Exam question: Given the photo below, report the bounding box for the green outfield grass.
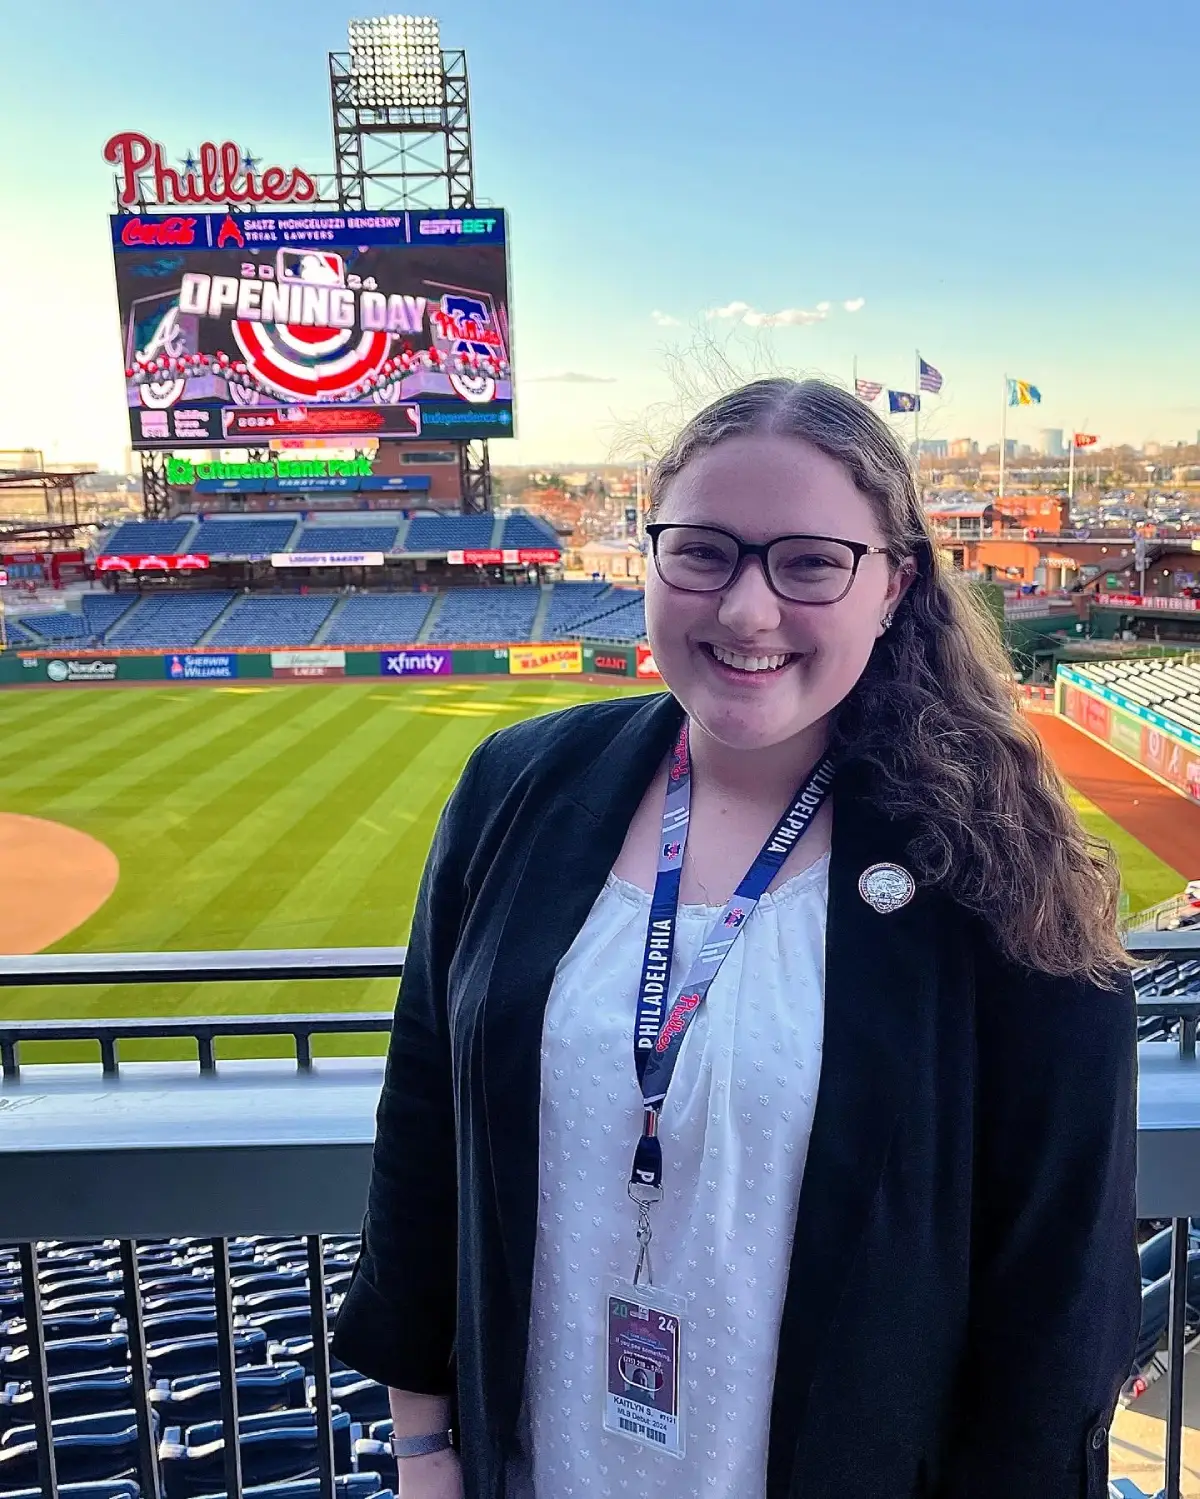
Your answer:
[0,679,651,1059]
[1064,785,1185,918]
[0,681,1178,1065]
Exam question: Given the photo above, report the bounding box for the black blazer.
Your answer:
[331,690,1140,1499]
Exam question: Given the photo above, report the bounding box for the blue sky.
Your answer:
[1,0,1196,468]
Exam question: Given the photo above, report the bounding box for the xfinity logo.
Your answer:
[381,650,451,677]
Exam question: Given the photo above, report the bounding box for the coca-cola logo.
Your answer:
[103,131,317,208]
[120,216,198,246]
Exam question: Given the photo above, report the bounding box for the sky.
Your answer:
[1,0,1198,469]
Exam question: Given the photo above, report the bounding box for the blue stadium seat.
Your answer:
[545,581,613,637]
[143,1291,215,1315]
[81,594,137,637]
[1132,1274,1170,1376]
[188,521,298,558]
[107,592,236,649]
[208,597,336,648]
[499,513,560,550]
[1,1370,134,1430]
[326,1372,388,1423]
[292,526,399,554]
[403,514,495,551]
[43,1291,127,1318]
[0,1410,140,1486]
[265,1338,348,1379]
[1,617,36,645]
[323,593,434,645]
[147,1328,268,1382]
[230,1272,308,1297]
[0,1483,141,1499]
[182,1407,351,1471]
[429,587,539,643]
[581,593,646,641]
[149,1362,307,1428]
[1,1333,128,1380]
[2,1308,116,1342]
[198,1477,386,1499]
[15,612,91,642]
[158,1408,353,1497]
[99,520,194,556]
[140,1310,224,1344]
[237,1289,319,1315]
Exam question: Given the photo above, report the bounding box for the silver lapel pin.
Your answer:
[858,862,916,914]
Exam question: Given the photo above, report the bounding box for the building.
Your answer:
[1039,429,1066,459]
[913,439,948,459]
[949,439,978,459]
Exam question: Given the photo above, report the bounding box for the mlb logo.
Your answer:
[276,249,346,287]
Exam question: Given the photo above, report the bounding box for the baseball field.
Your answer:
[0,679,1193,1063]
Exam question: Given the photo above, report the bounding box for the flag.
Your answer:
[888,390,919,413]
[1007,378,1041,407]
[918,358,943,394]
[855,378,883,403]
[1074,432,1098,448]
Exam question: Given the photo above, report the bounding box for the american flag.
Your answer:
[855,377,883,403]
[918,358,943,394]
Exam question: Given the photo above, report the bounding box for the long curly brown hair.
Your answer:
[649,376,1129,985]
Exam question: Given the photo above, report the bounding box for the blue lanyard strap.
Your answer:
[629,719,835,1197]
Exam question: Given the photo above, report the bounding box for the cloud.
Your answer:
[705,300,826,327]
[651,310,682,327]
[528,371,617,384]
[843,297,866,313]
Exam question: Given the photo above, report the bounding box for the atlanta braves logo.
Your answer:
[655,992,701,1052]
[723,908,746,928]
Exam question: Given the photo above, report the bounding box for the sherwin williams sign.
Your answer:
[381,650,452,676]
[166,653,236,680]
[508,643,582,676]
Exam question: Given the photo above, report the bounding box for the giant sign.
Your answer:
[112,210,513,449]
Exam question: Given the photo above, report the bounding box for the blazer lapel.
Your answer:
[480,692,683,1431]
[767,766,939,1494]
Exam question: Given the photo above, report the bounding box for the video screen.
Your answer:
[110,209,513,448]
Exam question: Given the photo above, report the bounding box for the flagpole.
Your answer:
[914,350,921,482]
[853,354,858,397]
[999,375,1008,500]
[1068,432,1076,503]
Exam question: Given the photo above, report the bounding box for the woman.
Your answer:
[332,378,1140,1499]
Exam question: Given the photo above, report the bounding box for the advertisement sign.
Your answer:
[96,553,210,573]
[1109,711,1143,762]
[592,652,630,676]
[446,548,561,565]
[46,659,119,683]
[270,649,346,680]
[166,653,236,680]
[112,210,513,449]
[508,643,583,676]
[381,649,452,676]
[636,644,662,680]
[271,552,385,569]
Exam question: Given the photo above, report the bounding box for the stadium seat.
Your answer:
[98,520,195,556]
[146,1328,268,1382]
[196,1476,386,1499]
[580,593,646,641]
[429,587,539,643]
[292,525,399,554]
[2,1308,116,1342]
[107,592,236,649]
[1,1370,135,1430]
[81,594,137,637]
[141,1309,224,1344]
[16,612,91,642]
[545,581,614,637]
[499,513,560,550]
[0,1483,141,1499]
[149,1362,307,1427]
[208,596,337,648]
[188,520,299,558]
[1,1333,128,1380]
[1131,1275,1171,1378]
[323,592,434,645]
[266,1338,348,1379]
[323,1372,388,1424]
[404,514,494,551]
[158,1408,353,1497]
[0,1414,140,1486]
[242,1308,332,1344]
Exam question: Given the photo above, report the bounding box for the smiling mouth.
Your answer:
[703,643,800,674]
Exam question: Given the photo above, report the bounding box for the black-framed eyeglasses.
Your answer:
[645,523,889,605]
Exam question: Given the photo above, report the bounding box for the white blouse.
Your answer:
[506,853,829,1499]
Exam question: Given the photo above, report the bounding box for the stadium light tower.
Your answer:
[329,15,490,512]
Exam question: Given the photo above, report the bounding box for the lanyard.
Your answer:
[626,719,835,1283]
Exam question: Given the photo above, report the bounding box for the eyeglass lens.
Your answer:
[654,526,858,603]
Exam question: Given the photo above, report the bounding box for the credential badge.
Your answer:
[858,862,915,914]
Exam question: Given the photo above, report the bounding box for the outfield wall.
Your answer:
[1055,663,1200,807]
[0,641,664,686]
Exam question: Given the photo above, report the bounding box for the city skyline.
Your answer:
[2,0,1198,470]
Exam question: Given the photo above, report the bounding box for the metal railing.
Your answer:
[3,937,1200,1499]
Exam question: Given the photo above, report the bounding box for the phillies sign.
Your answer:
[103,131,317,208]
[96,553,210,573]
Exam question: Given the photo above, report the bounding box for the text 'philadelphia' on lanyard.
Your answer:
[629,719,836,1197]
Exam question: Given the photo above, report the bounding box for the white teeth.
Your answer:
[709,645,792,673]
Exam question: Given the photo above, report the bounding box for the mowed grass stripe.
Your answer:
[58,686,402,954]
[0,688,159,775]
[1064,784,1183,914]
[0,690,231,800]
[33,687,311,820]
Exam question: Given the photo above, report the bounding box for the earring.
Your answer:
[881,611,894,630]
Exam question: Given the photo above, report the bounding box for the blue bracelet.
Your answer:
[388,1431,452,1459]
